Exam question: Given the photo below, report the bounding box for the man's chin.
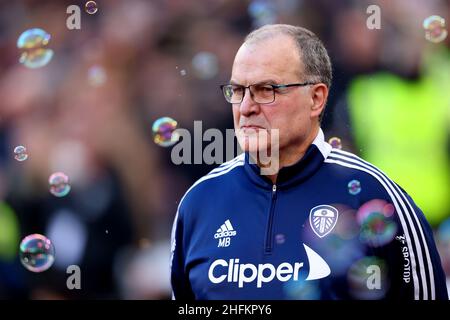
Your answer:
[238,136,270,154]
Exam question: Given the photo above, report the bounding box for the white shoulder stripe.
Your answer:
[325,156,420,299]
[329,149,435,299]
[188,159,244,197]
[326,151,434,299]
[209,153,245,175]
[175,158,245,219]
[170,159,244,257]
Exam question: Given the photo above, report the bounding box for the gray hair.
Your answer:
[244,24,332,89]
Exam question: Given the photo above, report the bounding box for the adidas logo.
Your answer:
[214,219,237,239]
[214,220,236,247]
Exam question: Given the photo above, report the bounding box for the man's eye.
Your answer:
[255,85,273,92]
[232,86,244,94]
[273,86,288,93]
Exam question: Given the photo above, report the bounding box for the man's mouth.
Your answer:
[240,125,265,131]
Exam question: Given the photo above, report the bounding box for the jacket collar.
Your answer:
[243,128,331,190]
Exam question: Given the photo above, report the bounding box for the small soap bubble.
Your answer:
[49,172,71,197]
[19,234,55,272]
[348,180,361,195]
[423,15,447,43]
[248,0,277,27]
[17,28,54,68]
[85,1,98,15]
[191,52,219,80]
[328,137,342,149]
[275,234,285,244]
[283,279,321,299]
[152,117,179,147]
[14,145,28,161]
[88,65,107,87]
[347,256,388,299]
[357,199,397,247]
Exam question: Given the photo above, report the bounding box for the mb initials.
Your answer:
[215,219,236,247]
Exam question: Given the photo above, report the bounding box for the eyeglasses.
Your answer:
[220,82,316,104]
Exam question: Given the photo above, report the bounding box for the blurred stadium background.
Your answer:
[0,0,449,299]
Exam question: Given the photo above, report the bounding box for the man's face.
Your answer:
[231,35,317,156]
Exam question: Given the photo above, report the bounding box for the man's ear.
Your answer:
[310,83,328,119]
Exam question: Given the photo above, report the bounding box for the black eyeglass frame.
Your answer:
[220,82,317,104]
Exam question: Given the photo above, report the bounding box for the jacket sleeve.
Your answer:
[170,207,195,300]
[372,187,448,300]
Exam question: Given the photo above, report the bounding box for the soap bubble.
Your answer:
[19,234,55,272]
[14,145,28,161]
[275,234,285,244]
[348,180,361,195]
[152,117,179,147]
[85,1,98,15]
[347,256,388,299]
[328,137,342,149]
[284,279,321,299]
[49,172,71,197]
[423,15,447,43]
[248,0,277,27]
[17,28,54,68]
[357,199,397,247]
[88,65,107,87]
[191,52,219,80]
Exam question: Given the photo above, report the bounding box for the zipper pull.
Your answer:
[272,184,277,193]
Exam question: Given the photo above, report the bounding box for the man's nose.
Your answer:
[239,87,260,116]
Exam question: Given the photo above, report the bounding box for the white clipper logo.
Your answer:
[208,243,330,287]
[309,205,338,238]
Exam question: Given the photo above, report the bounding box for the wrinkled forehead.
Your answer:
[231,34,303,83]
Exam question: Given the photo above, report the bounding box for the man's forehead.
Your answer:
[237,34,299,59]
[231,35,302,83]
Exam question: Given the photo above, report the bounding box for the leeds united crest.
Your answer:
[309,205,339,238]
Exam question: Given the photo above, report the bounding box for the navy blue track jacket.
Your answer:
[170,129,448,300]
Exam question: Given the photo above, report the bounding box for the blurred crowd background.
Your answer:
[0,0,449,299]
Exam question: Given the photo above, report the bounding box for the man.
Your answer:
[170,24,448,299]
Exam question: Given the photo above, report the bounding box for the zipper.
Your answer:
[264,184,278,254]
